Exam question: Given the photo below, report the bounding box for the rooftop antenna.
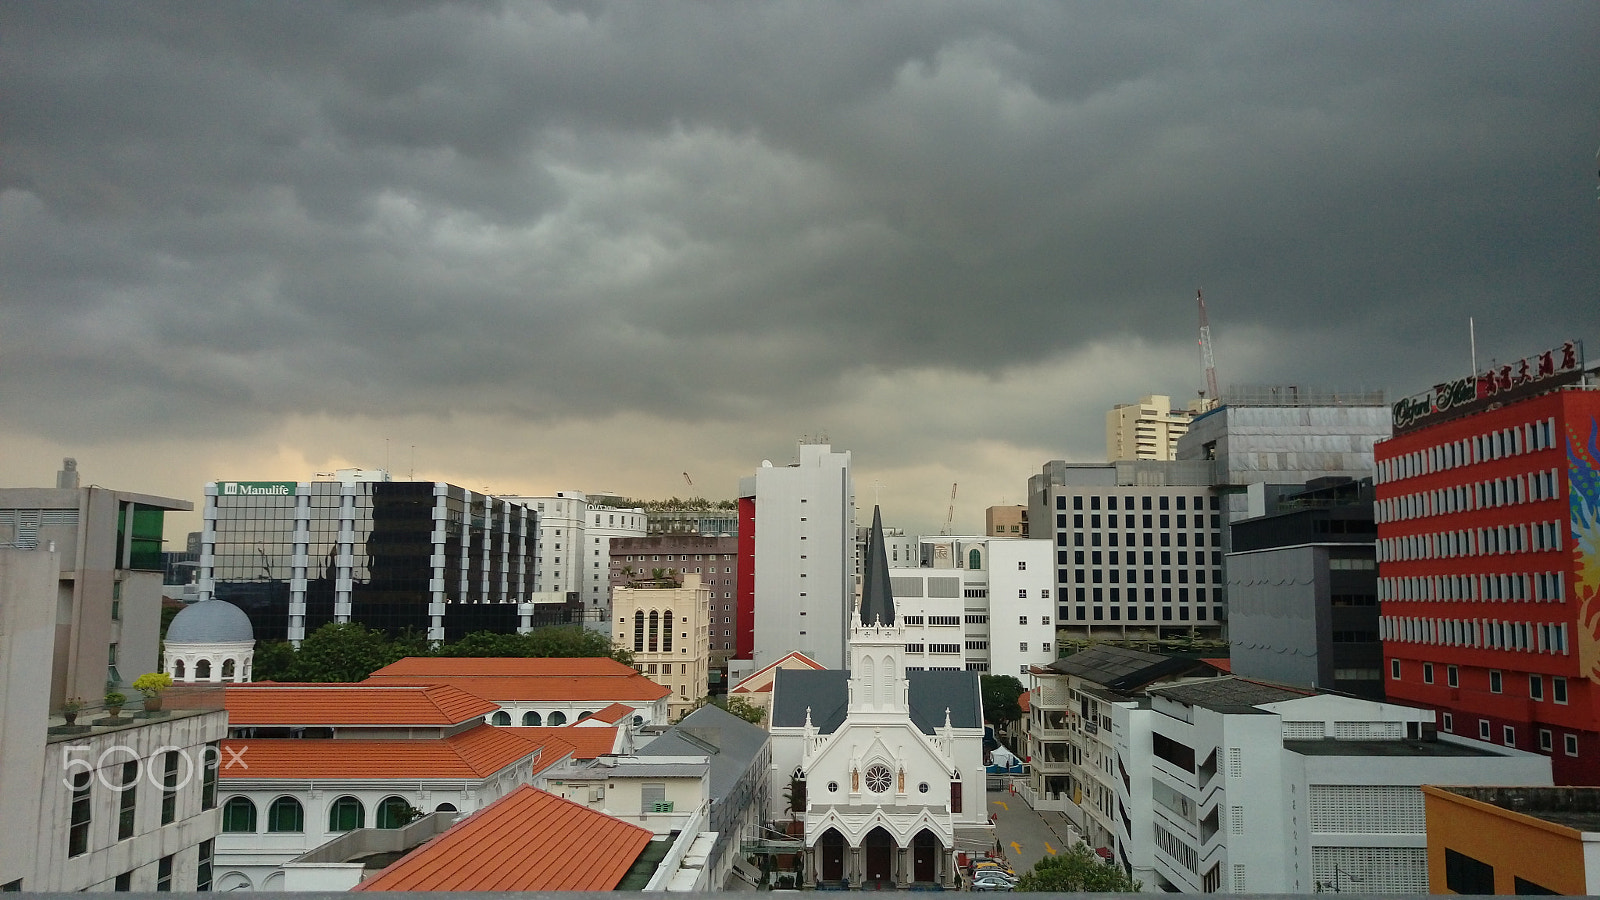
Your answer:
[1197,289,1219,402]
[1469,317,1478,375]
[410,445,415,482]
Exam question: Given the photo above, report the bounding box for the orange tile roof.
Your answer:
[515,726,619,759]
[223,684,499,727]
[731,651,825,693]
[371,656,639,678]
[1202,657,1233,673]
[219,724,571,780]
[586,702,635,724]
[355,784,654,892]
[365,673,670,702]
[1018,692,1031,713]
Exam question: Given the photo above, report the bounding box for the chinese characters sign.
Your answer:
[1392,340,1584,434]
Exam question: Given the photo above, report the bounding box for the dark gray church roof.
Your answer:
[858,506,895,626]
[769,667,982,734]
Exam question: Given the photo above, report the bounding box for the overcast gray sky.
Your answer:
[3,1,1596,540]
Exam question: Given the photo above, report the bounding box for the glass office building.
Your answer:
[198,477,536,642]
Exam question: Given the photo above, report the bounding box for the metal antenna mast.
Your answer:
[1197,289,1219,402]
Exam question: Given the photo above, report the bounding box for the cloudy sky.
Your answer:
[3,1,1596,540]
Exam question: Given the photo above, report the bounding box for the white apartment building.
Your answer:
[742,443,854,671]
[1114,677,1551,894]
[1107,394,1204,462]
[893,537,1056,676]
[502,491,647,629]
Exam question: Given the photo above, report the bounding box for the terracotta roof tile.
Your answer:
[586,702,635,724]
[219,724,569,780]
[223,684,499,727]
[370,656,638,678]
[364,673,670,702]
[513,726,619,759]
[355,784,654,892]
[731,651,825,693]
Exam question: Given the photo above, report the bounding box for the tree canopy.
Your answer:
[251,623,633,682]
[980,674,1026,725]
[1014,843,1142,892]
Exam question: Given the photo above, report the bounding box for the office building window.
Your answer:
[68,770,92,857]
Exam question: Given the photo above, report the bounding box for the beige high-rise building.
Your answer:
[984,505,1028,537]
[612,573,712,721]
[1105,394,1202,461]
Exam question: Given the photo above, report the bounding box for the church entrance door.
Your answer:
[912,830,938,883]
[819,829,846,883]
[864,827,895,885]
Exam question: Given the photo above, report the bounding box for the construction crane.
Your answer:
[941,483,958,535]
[1197,289,1219,403]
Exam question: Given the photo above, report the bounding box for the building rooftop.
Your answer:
[731,650,826,694]
[365,656,671,702]
[770,668,982,734]
[1286,738,1502,759]
[219,724,569,780]
[586,701,637,724]
[1429,786,1600,833]
[636,703,768,803]
[1147,675,1316,713]
[354,785,655,891]
[1048,645,1220,693]
[514,725,620,759]
[223,684,499,727]
[165,598,255,644]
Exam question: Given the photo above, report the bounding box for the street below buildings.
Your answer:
[985,785,1081,879]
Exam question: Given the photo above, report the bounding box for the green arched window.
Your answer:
[328,796,364,832]
[267,796,304,833]
[376,796,416,829]
[968,549,982,570]
[221,796,256,833]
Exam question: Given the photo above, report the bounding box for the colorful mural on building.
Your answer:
[1570,415,1600,683]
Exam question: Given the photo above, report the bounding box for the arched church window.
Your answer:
[969,548,982,570]
[662,611,673,652]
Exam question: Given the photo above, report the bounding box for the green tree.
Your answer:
[1014,843,1141,892]
[980,674,1026,726]
[436,631,531,658]
[287,623,397,682]
[251,640,297,682]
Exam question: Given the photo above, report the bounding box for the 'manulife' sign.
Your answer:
[221,481,298,497]
[1392,340,1584,434]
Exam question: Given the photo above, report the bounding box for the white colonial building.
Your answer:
[163,599,256,683]
[768,509,992,888]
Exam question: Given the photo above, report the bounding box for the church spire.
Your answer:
[859,505,895,626]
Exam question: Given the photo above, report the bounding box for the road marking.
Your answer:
[992,800,1009,811]
[1045,843,1056,856]
[1010,841,1022,855]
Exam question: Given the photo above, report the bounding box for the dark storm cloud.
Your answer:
[2,0,1596,450]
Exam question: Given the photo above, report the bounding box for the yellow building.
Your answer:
[984,505,1027,537]
[1105,394,1203,461]
[1423,785,1600,895]
[612,573,712,721]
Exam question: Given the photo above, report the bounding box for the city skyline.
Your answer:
[3,2,1597,541]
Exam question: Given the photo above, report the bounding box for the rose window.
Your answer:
[864,764,893,793]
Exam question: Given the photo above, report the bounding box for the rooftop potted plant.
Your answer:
[103,690,127,719]
[61,696,85,726]
[133,672,174,712]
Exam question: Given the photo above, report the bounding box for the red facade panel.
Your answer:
[736,495,756,659]
[1375,388,1600,784]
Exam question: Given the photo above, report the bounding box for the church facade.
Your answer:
[768,508,993,888]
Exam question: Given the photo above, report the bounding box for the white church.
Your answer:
[768,508,993,888]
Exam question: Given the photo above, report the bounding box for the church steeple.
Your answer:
[859,506,895,627]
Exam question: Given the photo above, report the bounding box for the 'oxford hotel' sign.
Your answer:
[1392,340,1584,434]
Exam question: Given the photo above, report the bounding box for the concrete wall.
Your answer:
[0,548,59,890]
[1227,545,1324,688]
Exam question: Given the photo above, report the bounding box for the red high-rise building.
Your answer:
[736,494,756,660]
[1376,342,1598,783]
